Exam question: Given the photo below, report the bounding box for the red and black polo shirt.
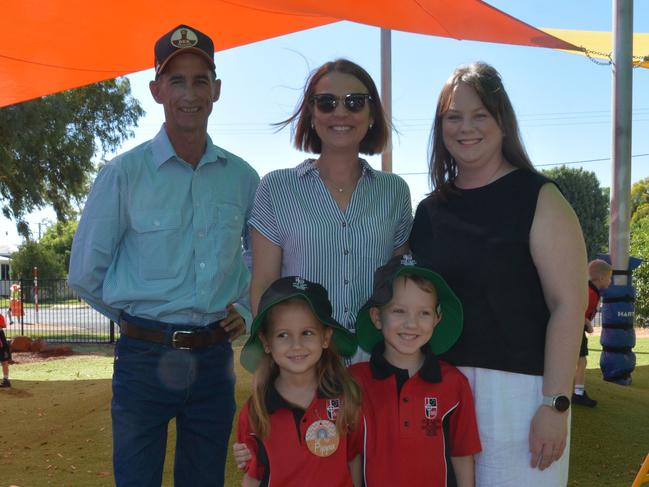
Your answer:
[237,384,364,487]
[350,343,481,487]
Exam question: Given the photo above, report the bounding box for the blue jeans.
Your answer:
[112,332,235,487]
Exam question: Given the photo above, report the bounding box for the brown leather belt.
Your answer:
[119,319,227,350]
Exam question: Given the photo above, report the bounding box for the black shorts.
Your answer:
[579,332,588,357]
[0,329,11,362]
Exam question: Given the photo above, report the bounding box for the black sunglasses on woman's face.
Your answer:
[310,93,372,113]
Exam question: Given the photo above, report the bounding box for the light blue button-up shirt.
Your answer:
[69,127,259,327]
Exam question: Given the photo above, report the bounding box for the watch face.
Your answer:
[554,395,571,412]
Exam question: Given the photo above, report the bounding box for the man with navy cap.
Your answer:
[69,24,259,486]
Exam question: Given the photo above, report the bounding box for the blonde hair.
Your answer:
[247,299,362,440]
[588,259,612,281]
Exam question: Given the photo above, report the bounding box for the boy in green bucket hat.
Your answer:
[351,254,481,487]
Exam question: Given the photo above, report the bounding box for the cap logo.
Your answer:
[170,28,199,49]
[293,277,308,291]
[400,254,417,267]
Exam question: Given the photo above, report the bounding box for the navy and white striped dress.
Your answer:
[250,158,412,336]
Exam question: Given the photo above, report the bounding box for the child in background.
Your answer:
[573,259,612,407]
[352,254,481,487]
[0,313,11,388]
[236,276,363,487]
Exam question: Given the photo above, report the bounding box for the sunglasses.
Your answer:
[310,93,373,113]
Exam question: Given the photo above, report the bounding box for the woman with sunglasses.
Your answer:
[249,59,412,363]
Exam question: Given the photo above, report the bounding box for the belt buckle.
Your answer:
[172,330,195,350]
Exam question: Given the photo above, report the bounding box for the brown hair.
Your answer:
[247,299,362,439]
[275,59,389,155]
[429,62,537,198]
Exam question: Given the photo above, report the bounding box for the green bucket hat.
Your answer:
[355,254,463,355]
[240,276,357,373]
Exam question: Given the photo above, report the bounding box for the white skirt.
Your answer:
[458,366,570,487]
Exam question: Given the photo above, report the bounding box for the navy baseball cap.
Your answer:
[154,24,215,76]
[355,254,463,355]
[240,276,358,373]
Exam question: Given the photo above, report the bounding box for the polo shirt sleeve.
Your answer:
[393,176,413,250]
[236,402,265,480]
[346,410,366,461]
[249,173,281,246]
[449,374,482,457]
[585,286,599,320]
[68,163,126,322]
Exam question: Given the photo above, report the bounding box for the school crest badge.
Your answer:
[326,399,341,421]
[424,397,438,419]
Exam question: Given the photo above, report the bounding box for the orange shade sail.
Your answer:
[0,0,576,107]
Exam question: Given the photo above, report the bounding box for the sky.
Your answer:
[1,0,648,249]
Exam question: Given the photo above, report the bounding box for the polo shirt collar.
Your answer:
[588,280,601,297]
[265,382,334,414]
[151,125,227,170]
[369,341,442,384]
[296,158,377,178]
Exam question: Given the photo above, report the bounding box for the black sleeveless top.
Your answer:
[410,169,554,376]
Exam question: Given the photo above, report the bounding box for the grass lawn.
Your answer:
[1,338,647,486]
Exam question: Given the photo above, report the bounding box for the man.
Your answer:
[69,24,259,487]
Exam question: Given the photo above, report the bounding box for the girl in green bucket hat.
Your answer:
[237,276,364,486]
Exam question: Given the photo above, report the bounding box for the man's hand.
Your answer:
[220,304,246,342]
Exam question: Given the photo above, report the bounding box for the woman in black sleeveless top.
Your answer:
[410,62,587,487]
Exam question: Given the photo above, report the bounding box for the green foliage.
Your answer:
[630,217,649,325]
[542,166,609,260]
[39,219,79,271]
[9,240,66,279]
[0,78,143,237]
[630,177,649,225]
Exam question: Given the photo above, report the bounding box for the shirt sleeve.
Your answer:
[248,173,281,246]
[346,409,366,461]
[68,163,126,322]
[237,402,265,480]
[393,177,413,250]
[449,374,482,457]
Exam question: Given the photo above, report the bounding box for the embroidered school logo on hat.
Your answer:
[326,399,341,421]
[293,277,308,291]
[400,254,417,267]
[170,27,199,49]
[424,397,438,419]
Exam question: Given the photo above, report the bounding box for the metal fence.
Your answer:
[0,278,116,343]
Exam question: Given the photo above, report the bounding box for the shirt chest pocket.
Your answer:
[214,204,245,262]
[131,210,183,280]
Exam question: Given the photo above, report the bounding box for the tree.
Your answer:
[630,217,649,325]
[0,78,144,237]
[39,219,79,271]
[542,166,609,260]
[630,177,649,225]
[9,241,66,279]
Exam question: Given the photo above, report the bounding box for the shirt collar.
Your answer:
[151,125,227,170]
[296,158,377,178]
[369,341,443,384]
[264,381,336,414]
[588,280,601,297]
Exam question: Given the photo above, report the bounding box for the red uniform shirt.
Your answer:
[237,384,364,487]
[350,344,481,487]
[586,281,601,321]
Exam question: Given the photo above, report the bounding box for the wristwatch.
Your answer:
[542,394,571,412]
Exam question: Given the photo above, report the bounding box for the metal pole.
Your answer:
[380,28,393,173]
[609,0,633,285]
